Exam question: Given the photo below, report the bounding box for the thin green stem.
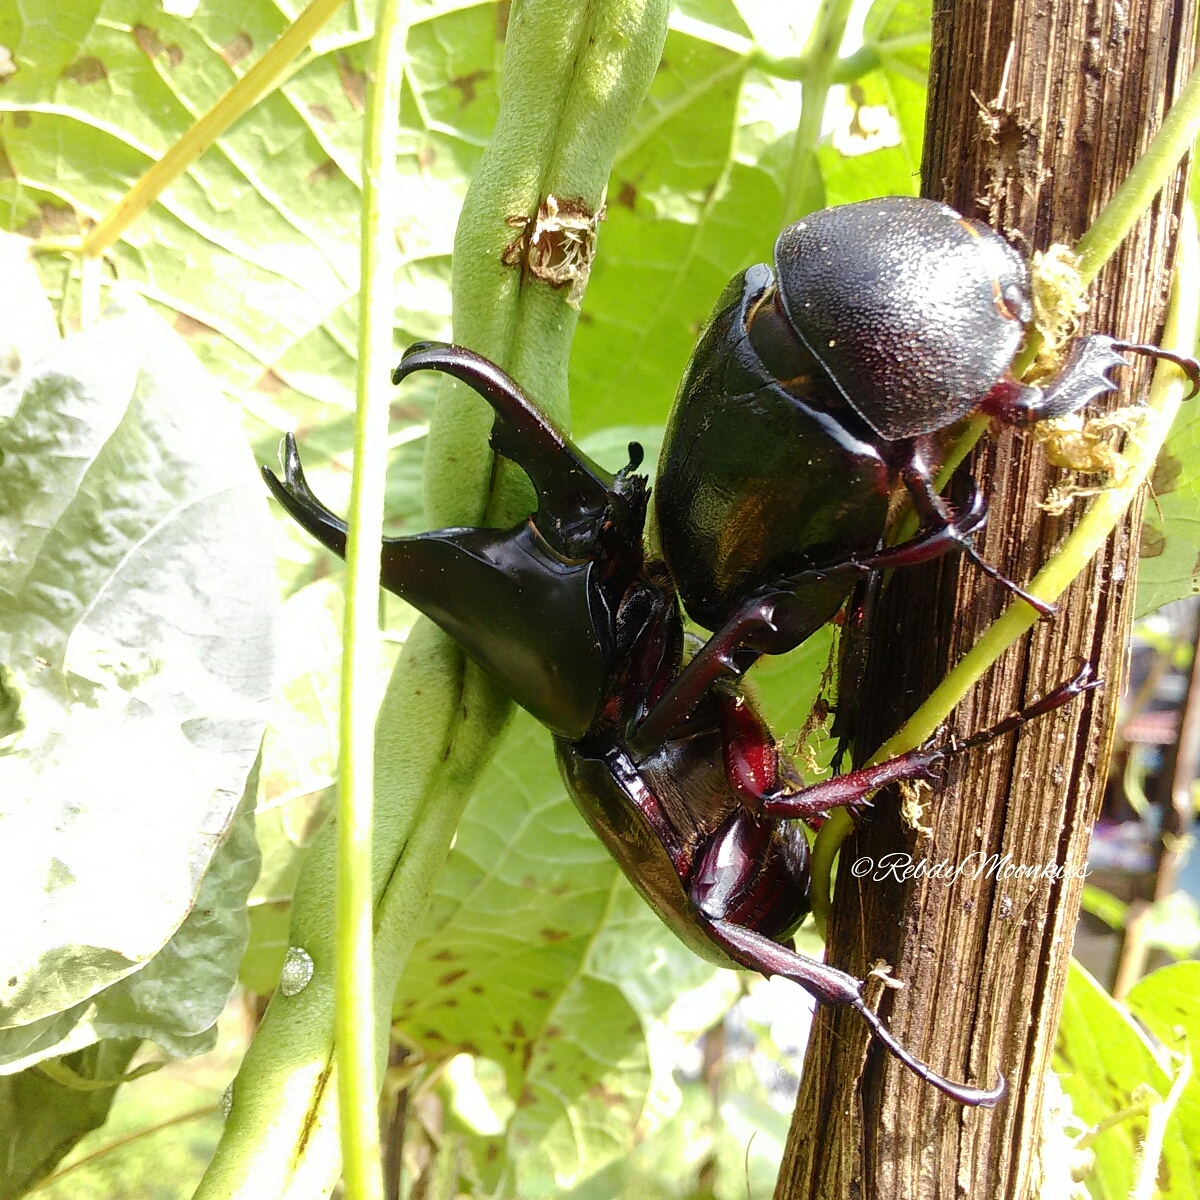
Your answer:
[194,5,668,1196]
[1075,63,1200,285]
[781,0,857,224]
[80,0,345,258]
[1074,1093,1152,1150]
[811,208,1200,931]
[1131,1053,1193,1200]
[755,34,928,85]
[336,1,408,1196]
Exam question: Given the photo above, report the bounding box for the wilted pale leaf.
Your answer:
[0,232,59,397]
[0,296,275,1033]
[0,776,259,1073]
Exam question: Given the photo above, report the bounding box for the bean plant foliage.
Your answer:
[1,0,1199,1196]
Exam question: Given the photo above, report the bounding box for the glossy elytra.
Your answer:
[264,196,1198,1106]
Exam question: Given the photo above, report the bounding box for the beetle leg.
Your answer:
[697,917,1007,1107]
[754,664,1100,820]
[630,480,987,753]
[901,451,1055,617]
[980,334,1200,425]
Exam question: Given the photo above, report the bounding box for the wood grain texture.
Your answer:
[775,2,1196,1197]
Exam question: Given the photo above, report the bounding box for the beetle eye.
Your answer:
[998,281,1032,323]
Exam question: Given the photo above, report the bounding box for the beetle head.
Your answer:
[774,196,1031,441]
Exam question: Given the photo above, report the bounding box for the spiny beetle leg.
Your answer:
[902,453,1054,618]
[980,333,1200,424]
[630,477,988,754]
[699,918,1007,1107]
[981,335,1128,425]
[756,663,1100,820]
[262,433,348,559]
[393,342,640,558]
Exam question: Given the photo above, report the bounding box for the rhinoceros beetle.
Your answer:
[264,196,1198,1107]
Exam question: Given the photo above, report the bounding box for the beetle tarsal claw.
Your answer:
[1111,339,1200,399]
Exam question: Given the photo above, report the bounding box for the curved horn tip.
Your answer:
[392,339,447,383]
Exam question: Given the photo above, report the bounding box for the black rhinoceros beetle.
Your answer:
[264,196,1197,1107]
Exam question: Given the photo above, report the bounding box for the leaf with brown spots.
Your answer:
[336,52,367,112]
[133,25,165,58]
[173,313,217,337]
[306,158,341,185]
[61,57,107,85]
[1151,450,1183,496]
[389,711,718,1195]
[1137,397,1200,614]
[448,69,488,108]
[221,32,254,67]
[1140,524,1166,558]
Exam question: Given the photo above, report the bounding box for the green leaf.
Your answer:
[0,1038,140,1200]
[571,16,796,435]
[817,0,928,207]
[1080,884,1129,931]
[1054,959,1192,1200]
[0,295,274,1041]
[0,0,491,452]
[1127,962,1200,1196]
[1137,389,1200,616]
[393,711,719,1198]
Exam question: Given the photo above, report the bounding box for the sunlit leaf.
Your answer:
[0,296,274,1040]
[1127,962,1200,1196]
[1054,960,1192,1200]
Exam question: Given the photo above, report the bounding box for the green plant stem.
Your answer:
[335,0,408,1196]
[781,0,857,224]
[1130,1053,1193,1200]
[811,206,1200,931]
[755,34,928,85]
[1074,1094,1153,1150]
[80,0,345,259]
[193,6,669,1197]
